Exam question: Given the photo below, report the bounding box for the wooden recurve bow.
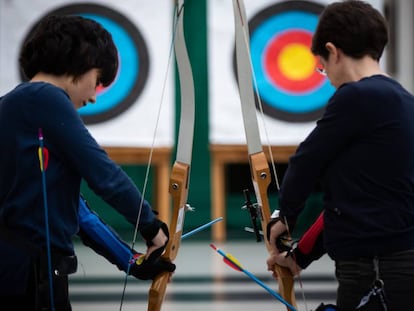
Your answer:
[147,0,195,310]
[232,0,297,310]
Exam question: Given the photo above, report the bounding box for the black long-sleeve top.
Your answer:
[279,75,414,260]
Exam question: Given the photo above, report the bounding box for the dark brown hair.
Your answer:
[311,0,388,60]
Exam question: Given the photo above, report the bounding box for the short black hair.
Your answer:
[311,0,388,60]
[19,15,118,87]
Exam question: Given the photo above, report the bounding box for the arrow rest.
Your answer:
[184,203,194,212]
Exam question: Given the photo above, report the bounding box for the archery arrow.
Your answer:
[210,244,298,311]
[38,128,55,311]
[181,217,223,240]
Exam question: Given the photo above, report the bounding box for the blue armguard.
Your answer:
[78,197,135,272]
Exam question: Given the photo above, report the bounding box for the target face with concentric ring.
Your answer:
[20,3,149,124]
[239,0,335,122]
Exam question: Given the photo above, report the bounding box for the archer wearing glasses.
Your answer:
[267,1,414,310]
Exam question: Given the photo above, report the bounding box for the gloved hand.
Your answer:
[140,219,169,247]
[132,218,175,280]
[129,248,176,280]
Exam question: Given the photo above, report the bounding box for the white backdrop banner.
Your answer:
[208,0,384,146]
[0,0,174,147]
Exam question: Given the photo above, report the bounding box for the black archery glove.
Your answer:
[132,218,175,280]
[129,248,176,280]
[140,218,170,247]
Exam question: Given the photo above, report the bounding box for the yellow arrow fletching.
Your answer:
[38,147,44,172]
[227,253,243,268]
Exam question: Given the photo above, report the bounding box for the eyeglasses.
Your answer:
[315,67,327,76]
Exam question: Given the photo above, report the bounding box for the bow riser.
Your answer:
[250,152,297,310]
[166,161,190,260]
[147,162,190,311]
[249,152,271,225]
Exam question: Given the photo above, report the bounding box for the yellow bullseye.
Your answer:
[278,43,315,80]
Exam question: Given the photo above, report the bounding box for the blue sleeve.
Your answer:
[77,196,139,272]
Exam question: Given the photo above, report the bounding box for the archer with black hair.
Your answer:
[0,14,174,310]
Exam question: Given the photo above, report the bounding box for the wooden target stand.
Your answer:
[103,146,172,223]
[210,144,297,242]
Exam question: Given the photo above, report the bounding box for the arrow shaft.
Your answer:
[181,217,223,240]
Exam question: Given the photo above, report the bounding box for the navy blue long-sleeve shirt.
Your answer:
[0,82,155,255]
[279,75,414,260]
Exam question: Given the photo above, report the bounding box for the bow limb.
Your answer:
[232,1,297,310]
[148,1,195,310]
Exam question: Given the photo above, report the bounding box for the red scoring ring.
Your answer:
[264,30,325,93]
